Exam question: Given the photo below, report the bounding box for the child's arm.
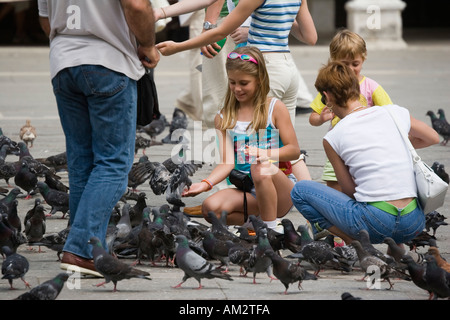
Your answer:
[156,0,263,56]
[309,93,335,126]
[290,0,317,46]
[154,0,220,20]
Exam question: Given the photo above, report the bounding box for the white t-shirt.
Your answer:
[38,0,144,80]
[324,105,417,202]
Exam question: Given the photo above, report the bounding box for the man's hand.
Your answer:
[139,45,160,68]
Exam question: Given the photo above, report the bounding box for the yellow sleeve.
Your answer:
[372,85,393,106]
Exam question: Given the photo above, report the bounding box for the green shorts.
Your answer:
[321,159,337,182]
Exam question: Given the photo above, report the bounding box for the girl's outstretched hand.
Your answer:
[156,41,178,56]
[182,182,208,197]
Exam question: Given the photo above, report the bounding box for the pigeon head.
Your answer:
[55,272,70,284]
[88,236,103,248]
[175,235,189,247]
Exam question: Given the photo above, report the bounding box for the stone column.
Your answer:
[345,0,407,49]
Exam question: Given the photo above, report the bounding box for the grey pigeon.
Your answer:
[425,210,448,236]
[128,155,153,191]
[227,240,251,276]
[137,114,166,139]
[341,292,362,300]
[280,218,302,253]
[116,203,132,239]
[14,272,69,300]
[134,134,153,155]
[400,255,433,299]
[1,245,30,289]
[351,240,409,290]
[129,192,147,227]
[436,108,450,145]
[0,188,22,216]
[207,211,239,242]
[36,181,69,218]
[423,255,450,299]
[162,108,188,144]
[173,235,233,289]
[291,236,340,276]
[24,204,46,245]
[332,243,359,273]
[33,226,70,261]
[89,236,152,292]
[357,229,395,266]
[14,161,38,199]
[246,228,275,283]
[426,110,450,145]
[265,249,317,294]
[201,230,231,272]
[35,151,68,172]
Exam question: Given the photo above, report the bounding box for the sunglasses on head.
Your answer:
[227,52,258,64]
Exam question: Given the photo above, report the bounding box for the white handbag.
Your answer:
[386,108,448,214]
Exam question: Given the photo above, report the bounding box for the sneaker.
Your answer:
[60,252,103,278]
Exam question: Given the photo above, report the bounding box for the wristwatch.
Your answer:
[203,21,217,30]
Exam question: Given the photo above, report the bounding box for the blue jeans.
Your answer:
[290,180,425,244]
[52,65,137,258]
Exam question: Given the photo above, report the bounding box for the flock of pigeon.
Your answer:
[0,106,450,300]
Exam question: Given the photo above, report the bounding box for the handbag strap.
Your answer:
[385,107,421,164]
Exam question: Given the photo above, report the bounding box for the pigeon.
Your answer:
[249,215,284,251]
[14,272,69,300]
[280,218,303,253]
[7,200,21,232]
[36,181,70,218]
[116,203,132,239]
[165,162,193,207]
[436,163,449,183]
[427,110,450,145]
[341,292,363,300]
[400,255,433,299]
[135,217,160,266]
[427,247,450,273]
[290,236,340,276]
[24,204,46,250]
[201,230,231,272]
[357,229,395,266]
[0,188,22,216]
[24,198,42,229]
[36,151,67,172]
[14,161,38,199]
[33,226,70,261]
[1,245,30,289]
[162,108,188,144]
[0,146,21,186]
[437,108,450,145]
[17,142,51,176]
[19,119,37,148]
[227,240,251,276]
[264,250,317,294]
[135,134,153,155]
[406,231,437,251]
[332,243,359,273]
[128,155,153,191]
[351,240,409,290]
[129,192,147,227]
[0,215,27,255]
[423,255,450,299]
[44,171,69,193]
[207,211,239,242]
[383,237,425,268]
[0,131,19,156]
[173,235,233,289]
[137,114,167,140]
[246,228,276,283]
[425,210,448,236]
[89,236,151,292]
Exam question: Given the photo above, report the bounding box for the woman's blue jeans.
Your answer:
[290,180,425,244]
[52,65,137,258]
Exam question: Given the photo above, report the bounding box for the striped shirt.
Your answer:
[247,0,301,52]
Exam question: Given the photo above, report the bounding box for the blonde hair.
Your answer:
[329,28,367,61]
[315,61,361,107]
[220,46,270,132]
